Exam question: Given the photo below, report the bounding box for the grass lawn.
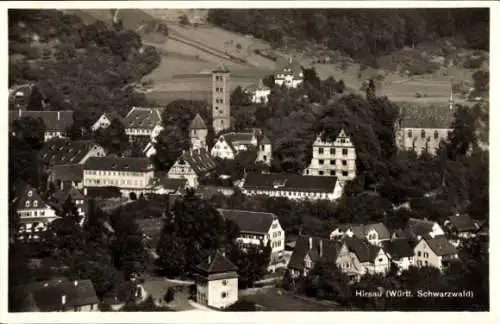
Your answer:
[240,288,343,311]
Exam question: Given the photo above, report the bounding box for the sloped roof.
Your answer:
[123,107,163,130]
[383,238,414,259]
[218,209,276,234]
[424,236,458,256]
[213,62,230,73]
[288,235,342,271]
[38,139,101,165]
[448,214,478,232]
[20,278,98,311]
[189,113,207,130]
[97,111,124,125]
[10,110,74,132]
[11,184,47,211]
[178,148,216,176]
[343,237,381,263]
[260,135,271,145]
[242,172,338,194]
[335,223,390,241]
[52,187,85,204]
[275,56,302,77]
[398,103,454,129]
[407,218,436,238]
[245,79,271,92]
[196,251,238,274]
[51,164,84,182]
[84,156,153,172]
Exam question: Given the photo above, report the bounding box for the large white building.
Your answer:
[303,129,357,181]
[274,57,303,89]
[122,107,164,142]
[245,79,271,104]
[83,156,156,197]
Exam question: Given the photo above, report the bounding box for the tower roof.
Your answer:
[213,62,230,73]
[196,251,238,274]
[189,113,207,130]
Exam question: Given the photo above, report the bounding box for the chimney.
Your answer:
[61,295,67,305]
[309,237,313,250]
[319,240,323,258]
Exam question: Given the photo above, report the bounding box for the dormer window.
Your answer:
[33,200,38,207]
[25,201,30,207]
[408,130,412,138]
[27,190,33,197]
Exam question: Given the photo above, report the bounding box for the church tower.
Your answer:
[212,63,231,134]
[449,88,454,110]
[189,113,208,150]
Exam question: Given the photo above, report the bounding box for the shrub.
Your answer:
[163,288,175,303]
[179,14,189,26]
[463,57,485,69]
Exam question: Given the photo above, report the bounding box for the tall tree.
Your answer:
[447,105,477,159]
[227,241,271,288]
[95,118,129,156]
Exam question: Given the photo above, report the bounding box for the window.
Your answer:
[27,190,33,197]
[378,258,383,262]
[434,130,439,140]
[263,155,267,161]
[330,148,335,155]
[408,130,412,138]
[221,292,227,298]
[222,280,228,286]
[330,160,335,165]
[342,148,348,155]
[342,160,347,166]
[305,169,309,175]
[319,159,324,165]
[25,201,30,208]
[220,120,224,126]
[33,200,38,207]
[417,251,421,257]
[424,260,428,266]
[424,252,429,258]
[330,171,335,176]
[342,171,348,177]
[421,130,426,139]
[319,171,324,175]
[318,148,324,154]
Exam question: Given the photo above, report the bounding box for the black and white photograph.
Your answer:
[2,0,494,320]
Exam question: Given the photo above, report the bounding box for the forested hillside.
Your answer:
[9,9,161,132]
[207,8,489,66]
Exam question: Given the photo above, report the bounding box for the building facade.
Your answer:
[212,63,231,134]
[274,57,304,89]
[83,156,156,197]
[189,113,208,150]
[304,130,356,181]
[167,148,216,189]
[414,236,459,272]
[245,79,271,104]
[90,111,123,132]
[123,107,164,142]
[330,223,390,247]
[211,129,272,165]
[10,110,74,141]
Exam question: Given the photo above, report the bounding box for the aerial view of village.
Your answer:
[6,5,489,313]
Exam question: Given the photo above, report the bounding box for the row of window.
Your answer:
[18,210,46,217]
[318,159,349,166]
[318,147,349,155]
[85,170,147,177]
[305,169,350,177]
[245,189,331,199]
[215,98,224,104]
[215,87,224,93]
[215,75,224,81]
[126,128,153,135]
[84,179,145,187]
[416,251,429,258]
[271,240,282,248]
[407,129,446,140]
[272,231,282,238]
[24,200,39,208]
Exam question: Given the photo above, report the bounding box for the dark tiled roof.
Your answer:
[21,278,98,311]
[218,209,277,234]
[213,62,230,73]
[189,113,207,130]
[100,111,124,124]
[123,107,163,130]
[260,135,271,145]
[288,235,342,271]
[242,172,338,193]
[10,110,74,132]
[335,223,390,241]
[178,149,216,176]
[38,139,101,165]
[196,251,238,274]
[407,218,436,238]
[448,214,478,232]
[160,178,188,191]
[245,79,271,92]
[84,156,153,172]
[383,238,414,259]
[12,184,47,211]
[52,187,85,204]
[398,103,454,129]
[344,237,381,263]
[275,57,302,77]
[424,236,458,256]
[51,164,84,182]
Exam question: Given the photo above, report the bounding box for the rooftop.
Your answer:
[84,156,153,172]
[188,113,207,130]
[195,251,238,275]
[177,149,216,176]
[10,110,74,132]
[218,209,277,235]
[51,164,84,182]
[424,235,458,256]
[383,238,414,259]
[398,103,455,129]
[38,139,101,166]
[123,107,164,130]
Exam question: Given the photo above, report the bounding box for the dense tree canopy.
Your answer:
[208,9,489,65]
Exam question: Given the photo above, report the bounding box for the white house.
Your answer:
[274,57,303,89]
[344,237,391,276]
[194,252,239,309]
[402,218,445,241]
[12,185,59,242]
[241,172,344,201]
[167,148,216,189]
[329,223,390,247]
[211,129,272,166]
[383,238,415,273]
[304,129,357,181]
[414,236,459,272]
[245,79,271,104]
[189,113,208,150]
[123,107,164,142]
[90,111,123,132]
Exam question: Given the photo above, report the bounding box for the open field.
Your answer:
[64,9,485,106]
